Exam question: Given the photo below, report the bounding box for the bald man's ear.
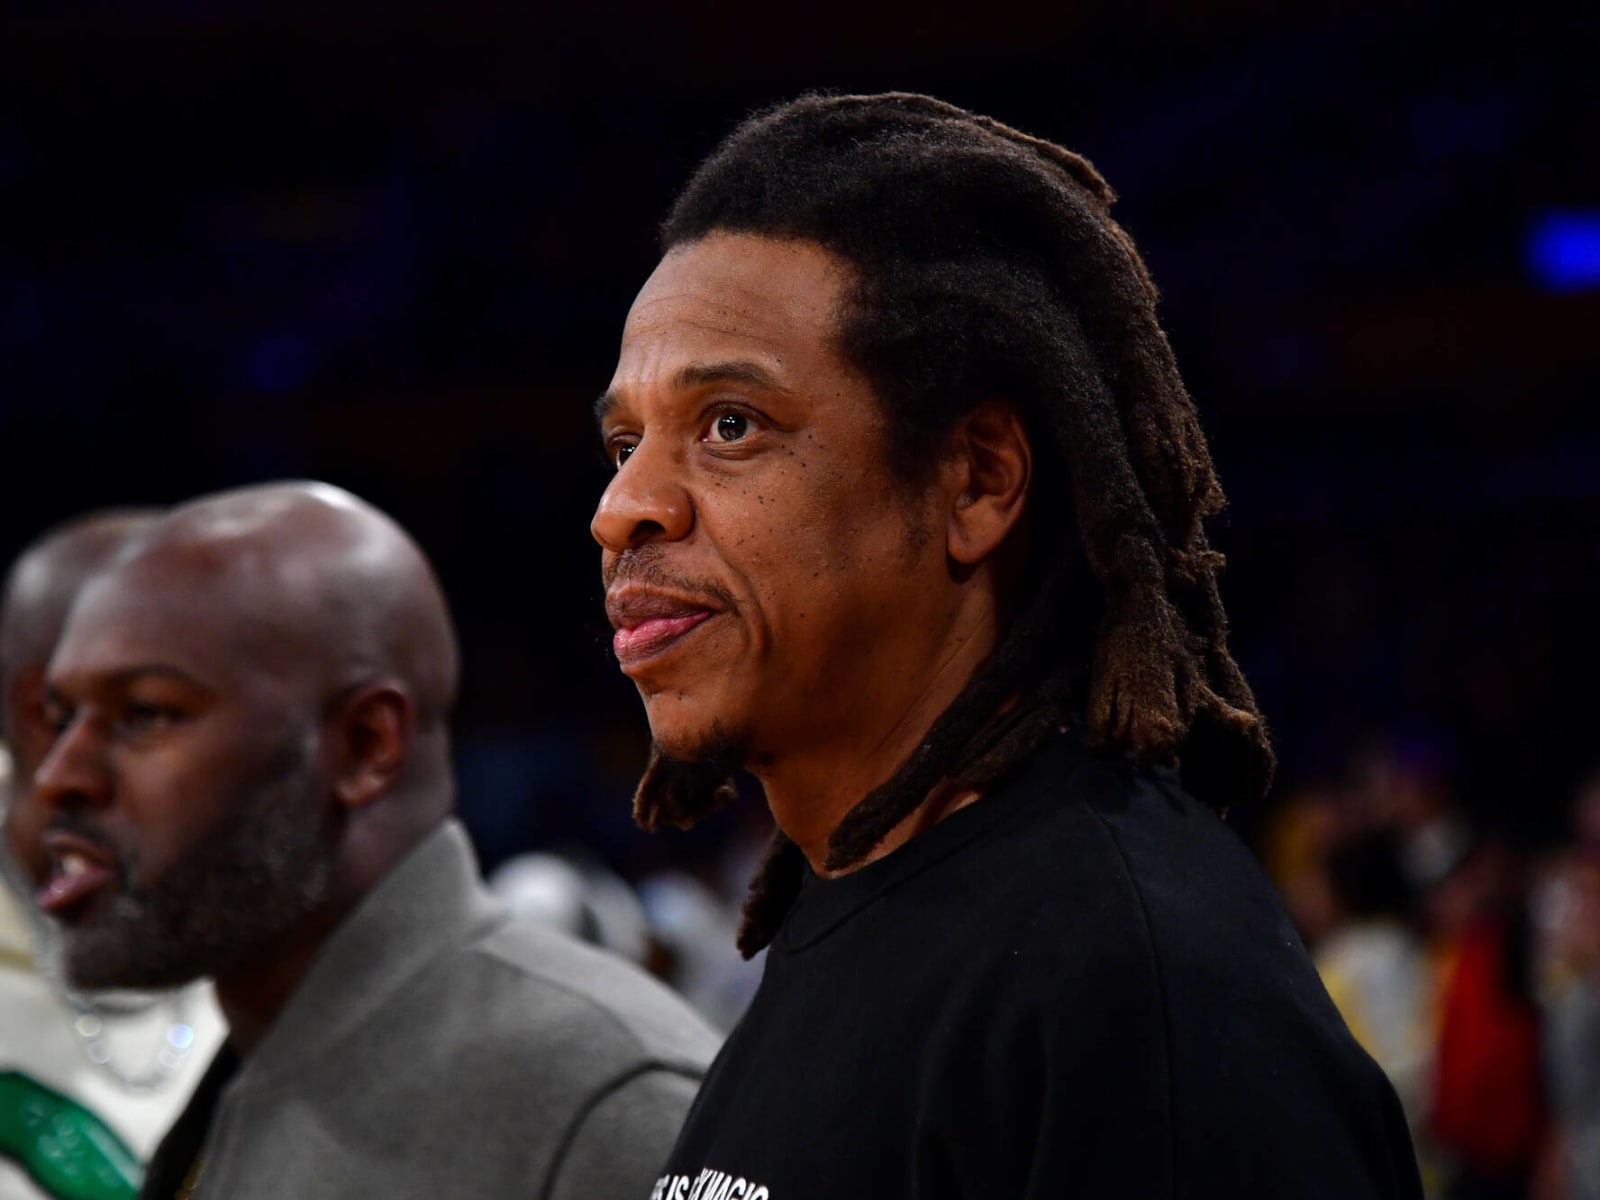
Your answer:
[944,399,1032,567]
[327,682,413,809]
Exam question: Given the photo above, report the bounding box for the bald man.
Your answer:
[1,511,226,1200]
[19,483,717,1200]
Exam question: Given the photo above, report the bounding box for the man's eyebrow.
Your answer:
[595,359,787,431]
[594,389,623,430]
[47,664,212,698]
[673,359,785,393]
[106,665,208,689]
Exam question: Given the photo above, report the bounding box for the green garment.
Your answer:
[0,1071,142,1200]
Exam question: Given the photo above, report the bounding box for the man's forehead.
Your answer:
[49,562,240,685]
[618,285,791,381]
[608,235,853,404]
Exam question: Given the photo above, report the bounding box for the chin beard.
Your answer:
[60,738,338,992]
[632,725,747,833]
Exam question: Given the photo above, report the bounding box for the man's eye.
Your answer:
[614,443,637,468]
[706,412,751,444]
[43,707,73,737]
[121,703,181,735]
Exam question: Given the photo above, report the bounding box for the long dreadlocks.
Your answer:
[629,92,1274,956]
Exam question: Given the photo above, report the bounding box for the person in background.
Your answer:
[1305,734,1557,1199]
[488,848,652,965]
[17,482,718,1200]
[0,510,226,1200]
[594,91,1421,1199]
[1426,827,1550,1199]
[1259,782,1344,947]
[1316,827,1444,1194]
[1535,772,1600,1200]
[1319,832,1431,1123]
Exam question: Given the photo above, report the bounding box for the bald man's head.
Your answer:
[1,510,161,883]
[1,509,162,757]
[103,481,460,735]
[31,483,462,991]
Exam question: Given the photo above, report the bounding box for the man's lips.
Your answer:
[613,611,715,667]
[606,587,721,670]
[37,831,118,917]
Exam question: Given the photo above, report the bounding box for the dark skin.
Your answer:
[593,234,1032,874]
[30,482,458,1055]
[1,511,161,884]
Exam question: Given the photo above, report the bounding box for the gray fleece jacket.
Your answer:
[139,820,720,1200]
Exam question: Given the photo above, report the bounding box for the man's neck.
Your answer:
[753,607,999,878]
[754,730,983,881]
[212,909,343,1058]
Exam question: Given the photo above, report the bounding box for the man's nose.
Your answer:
[591,440,695,552]
[31,718,112,813]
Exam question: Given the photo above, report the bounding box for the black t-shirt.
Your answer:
[651,734,1422,1200]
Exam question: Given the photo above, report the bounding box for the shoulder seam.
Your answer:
[467,927,707,1065]
[537,1061,704,1200]
[1086,802,1179,1200]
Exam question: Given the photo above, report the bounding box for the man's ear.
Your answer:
[945,399,1032,567]
[327,681,414,810]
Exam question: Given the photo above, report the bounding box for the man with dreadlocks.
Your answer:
[593,92,1421,1200]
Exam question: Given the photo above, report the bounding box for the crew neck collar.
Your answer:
[778,730,1086,953]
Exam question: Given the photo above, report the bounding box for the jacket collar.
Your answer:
[239,818,507,1084]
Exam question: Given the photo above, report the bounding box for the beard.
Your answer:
[59,734,338,992]
[632,721,749,833]
[657,719,747,778]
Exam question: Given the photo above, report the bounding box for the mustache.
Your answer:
[602,545,736,609]
[44,815,128,875]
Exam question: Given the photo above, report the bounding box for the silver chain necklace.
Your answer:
[65,989,198,1094]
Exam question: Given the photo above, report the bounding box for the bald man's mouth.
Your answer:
[37,831,118,918]
[607,587,721,671]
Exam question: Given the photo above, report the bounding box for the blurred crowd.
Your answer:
[480,812,769,1036]
[1262,736,1600,1200]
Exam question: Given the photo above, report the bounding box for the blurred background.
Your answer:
[2,1,1596,1195]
